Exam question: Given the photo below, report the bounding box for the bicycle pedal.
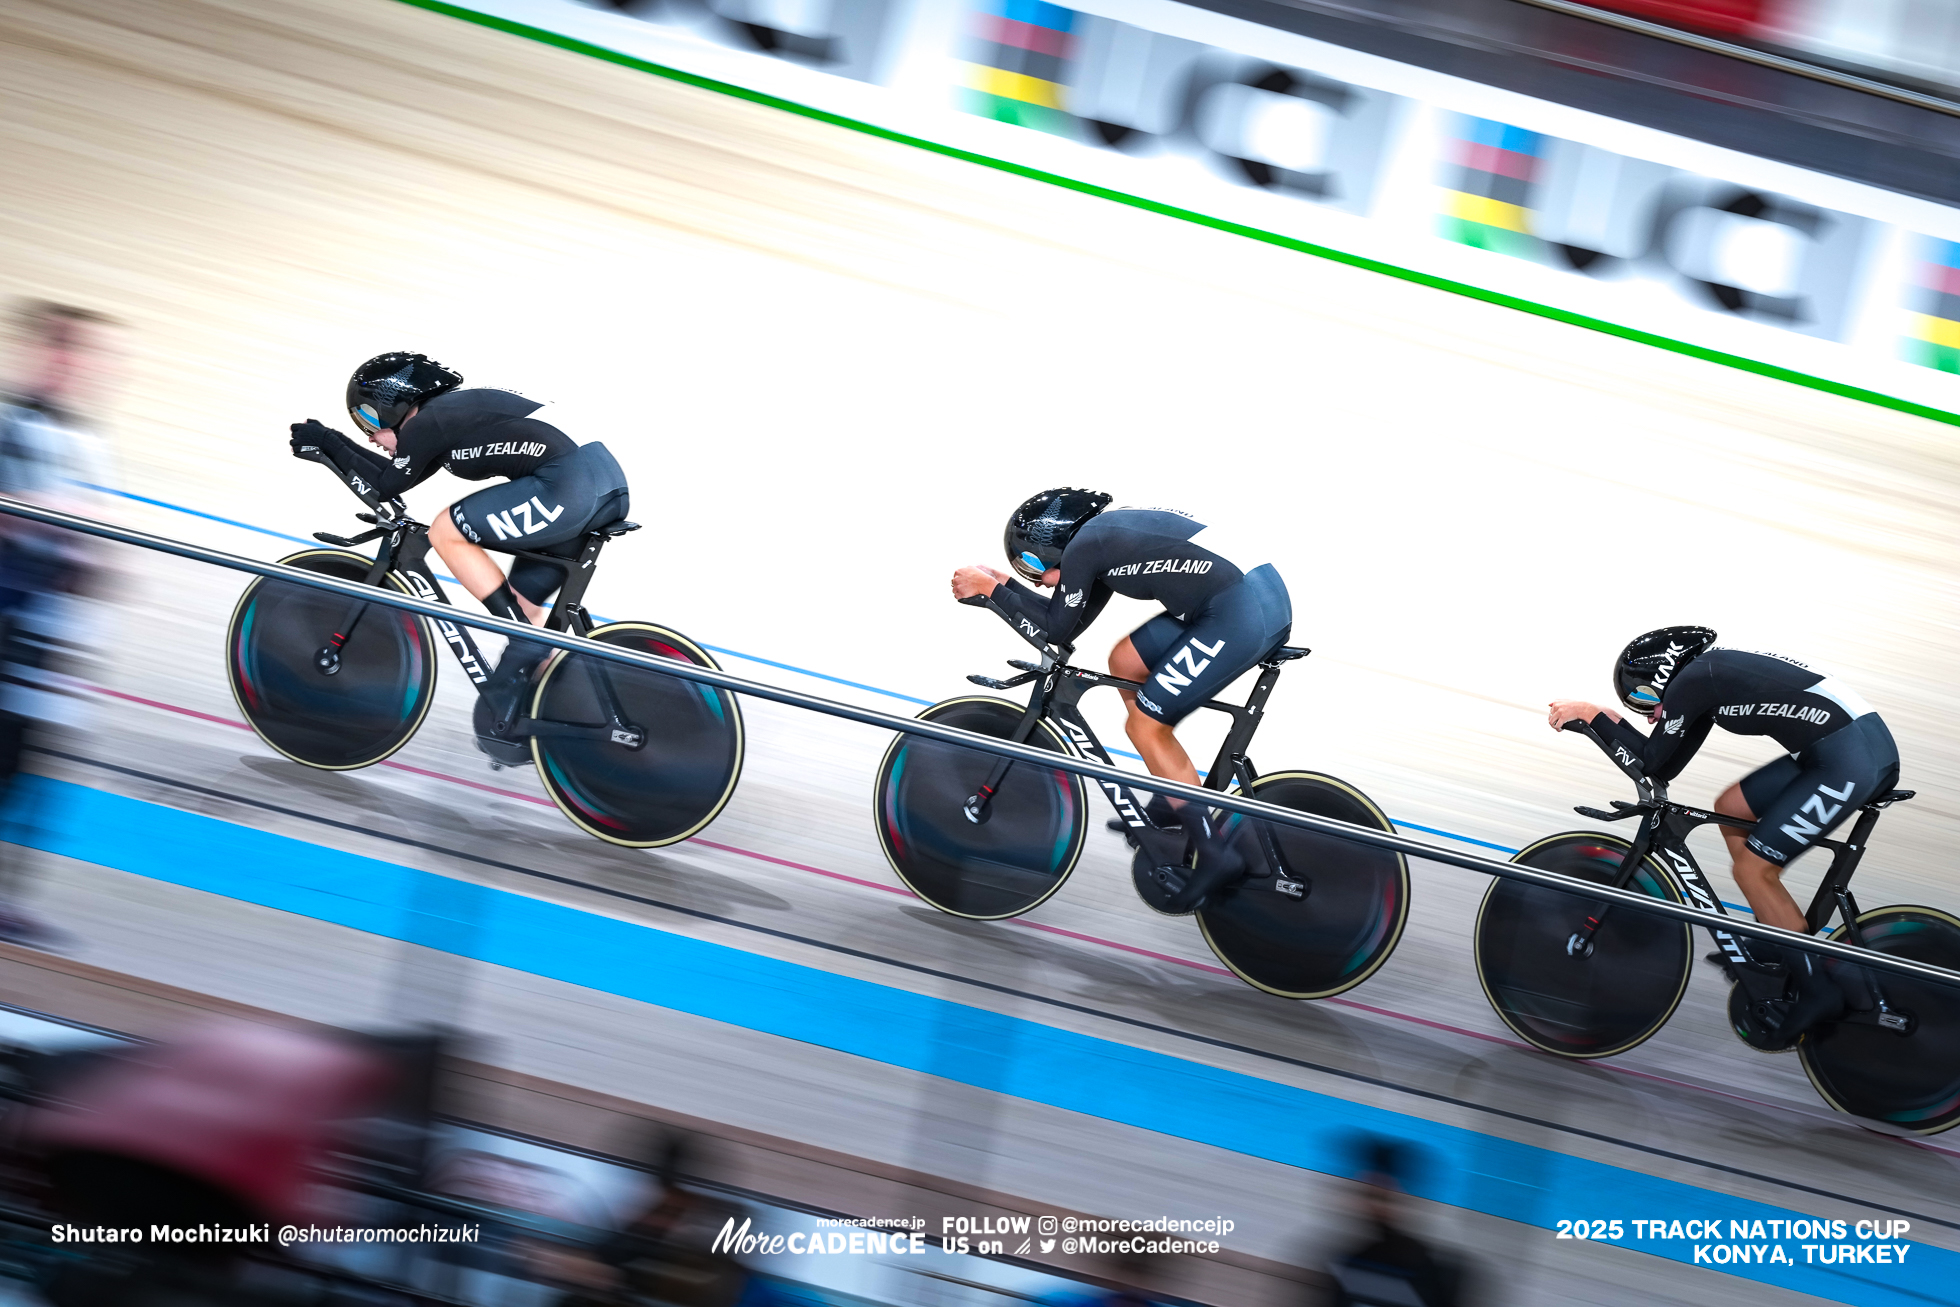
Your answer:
[1728,987,1800,1054]
[473,732,532,768]
[1130,853,1196,917]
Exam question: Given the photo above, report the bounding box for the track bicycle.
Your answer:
[1475,720,1960,1133]
[871,595,1408,999]
[224,494,743,847]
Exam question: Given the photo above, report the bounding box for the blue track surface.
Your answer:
[11,774,1940,1303]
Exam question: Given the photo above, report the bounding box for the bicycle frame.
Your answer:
[1578,788,1913,1035]
[961,647,1310,897]
[308,505,643,748]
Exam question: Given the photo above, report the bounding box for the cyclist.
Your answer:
[1548,627,1899,1045]
[287,353,629,761]
[951,489,1292,913]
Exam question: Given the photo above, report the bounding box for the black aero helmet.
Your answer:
[1614,626,1717,712]
[1005,488,1111,583]
[346,353,463,437]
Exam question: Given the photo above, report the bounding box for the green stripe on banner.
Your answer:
[1909,341,1960,375]
[389,0,1960,430]
[958,88,1072,136]
[8,773,1953,1303]
[1437,217,1535,259]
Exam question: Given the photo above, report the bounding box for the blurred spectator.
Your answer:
[0,300,122,947]
[550,1129,791,1307]
[420,1145,600,1291]
[1314,1136,1475,1307]
[19,1021,394,1305]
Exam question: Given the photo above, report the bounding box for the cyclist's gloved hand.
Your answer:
[288,419,341,464]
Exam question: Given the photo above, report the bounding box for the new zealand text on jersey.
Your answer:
[1107,558,1214,578]
[450,441,550,462]
[1718,703,1834,725]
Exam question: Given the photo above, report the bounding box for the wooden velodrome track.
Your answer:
[4,1,1960,1303]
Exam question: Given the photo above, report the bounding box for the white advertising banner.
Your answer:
[413,0,1960,422]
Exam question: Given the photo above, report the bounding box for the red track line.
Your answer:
[95,686,249,731]
[689,838,911,898]
[1011,919,1233,975]
[88,683,1960,1151]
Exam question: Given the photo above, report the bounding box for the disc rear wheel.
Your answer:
[1475,833,1690,1058]
[1800,906,1960,1135]
[225,550,435,770]
[874,697,1086,920]
[529,622,744,848]
[1194,772,1409,999]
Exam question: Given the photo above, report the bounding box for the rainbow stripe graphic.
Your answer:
[1904,239,1960,375]
[1439,117,1543,260]
[961,0,1075,136]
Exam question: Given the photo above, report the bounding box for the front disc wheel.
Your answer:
[1474,832,1690,1058]
[873,697,1087,920]
[225,550,435,770]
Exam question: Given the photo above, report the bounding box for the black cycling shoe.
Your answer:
[478,638,548,731]
[472,635,549,767]
[472,696,533,767]
[1108,793,1181,846]
[1728,982,1798,1053]
[1132,816,1248,916]
[1760,949,1845,1047]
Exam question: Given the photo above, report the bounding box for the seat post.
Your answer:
[546,533,609,634]
[1802,803,1885,935]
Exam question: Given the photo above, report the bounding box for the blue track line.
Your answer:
[92,483,1747,895]
[696,643,932,706]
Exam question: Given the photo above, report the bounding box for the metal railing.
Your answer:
[6,496,1958,990]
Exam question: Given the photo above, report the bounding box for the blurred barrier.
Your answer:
[5,494,1956,991]
[1576,0,1960,99]
[1520,0,1960,114]
[407,0,1960,416]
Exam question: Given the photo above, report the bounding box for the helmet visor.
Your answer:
[1011,551,1050,583]
[350,403,384,437]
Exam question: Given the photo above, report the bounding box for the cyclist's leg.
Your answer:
[430,511,544,623]
[1735,715,1899,1038]
[1733,716,1898,930]
[507,484,630,610]
[1110,617,1190,835]
[447,447,629,740]
[1113,614,1200,794]
[446,446,630,617]
[1717,756,1804,931]
[1129,566,1289,731]
[1126,568,1292,910]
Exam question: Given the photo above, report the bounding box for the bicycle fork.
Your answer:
[1565,813,1748,962]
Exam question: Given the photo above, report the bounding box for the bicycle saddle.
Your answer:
[1266,645,1311,663]
[514,521,642,563]
[1869,789,1916,808]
